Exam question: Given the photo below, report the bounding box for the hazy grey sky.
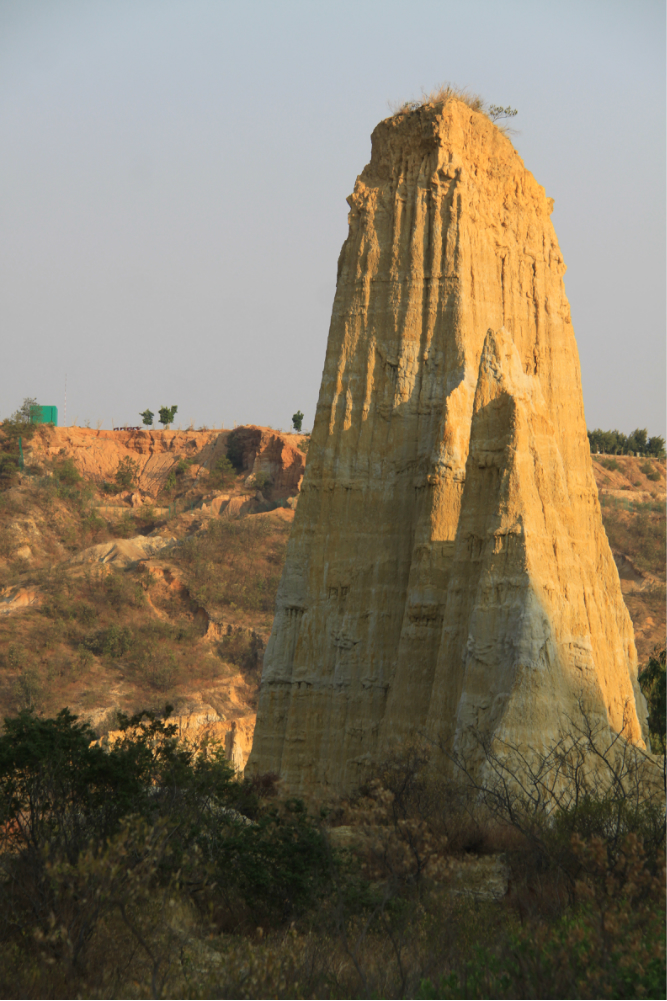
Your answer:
[1,0,664,435]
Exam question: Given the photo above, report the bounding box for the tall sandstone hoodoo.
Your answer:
[247,98,648,793]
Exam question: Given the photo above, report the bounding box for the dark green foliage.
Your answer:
[1,397,39,446]
[0,453,18,485]
[588,427,666,457]
[0,709,151,856]
[647,434,665,457]
[209,454,235,487]
[0,705,663,998]
[139,409,154,427]
[81,624,134,658]
[158,405,178,428]
[488,104,518,121]
[52,457,81,486]
[416,884,666,1000]
[226,430,245,470]
[210,798,330,925]
[0,705,331,978]
[114,456,139,490]
[292,410,304,432]
[175,457,194,476]
[639,648,666,754]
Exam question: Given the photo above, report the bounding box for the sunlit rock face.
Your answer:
[247,99,647,793]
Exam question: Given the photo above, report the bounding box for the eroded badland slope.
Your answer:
[0,421,662,769]
[591,454,665,662]
[0,424,307,769]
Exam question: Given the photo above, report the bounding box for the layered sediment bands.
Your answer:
[247,99,647,793]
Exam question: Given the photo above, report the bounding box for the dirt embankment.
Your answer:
[592,453,666,502]
[592,454,665,662]
[25,424,307,500]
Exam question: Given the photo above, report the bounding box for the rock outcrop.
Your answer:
[25,424,306,500]
[97,709,256,773]
[27,427,226,497]
[247,97,648,794]
[227,426,306,497]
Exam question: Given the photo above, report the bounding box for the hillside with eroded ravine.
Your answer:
[0,422,308,769]
[0,416,662,773]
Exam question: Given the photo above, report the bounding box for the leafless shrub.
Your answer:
[436,702,665,907]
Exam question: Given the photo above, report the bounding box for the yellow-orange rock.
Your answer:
[247,98,648,794]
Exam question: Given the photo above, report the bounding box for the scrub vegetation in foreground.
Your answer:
[0,698,663,1000]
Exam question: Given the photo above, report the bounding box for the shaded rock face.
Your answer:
[247,99,647,794]
[228,426,306,497]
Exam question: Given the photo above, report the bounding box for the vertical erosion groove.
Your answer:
[246,100,647,795]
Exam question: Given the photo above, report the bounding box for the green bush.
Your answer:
[81,508,107,539]
[639,648,666,754]
[588,427,666,457]
[103,571,144,610]
[640,460,661,481]
[209,454,235,488]
[114,456,139,490]
[0,706,333,993]
[53,457,81,485]
[0,453,18,484]
[0,397,38,445]
[254,469,272,492]
[0,704,664,998]
[81,624,134,658]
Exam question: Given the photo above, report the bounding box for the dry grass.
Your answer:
[390,83,484,116]
[388,83,517,137]
[170,515,290,624]
[599,496,665,579]
[0,449,288,723]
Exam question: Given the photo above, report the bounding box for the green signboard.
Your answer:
[30,405,58,426]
